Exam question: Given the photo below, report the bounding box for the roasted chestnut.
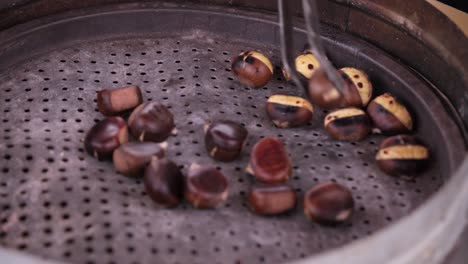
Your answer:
[282,52,320,81]
[367,93,413,135]
[340,67,373,107]
[97,85,143,116]
[266,95,313,128]
[113,142,167,176]
[248,184,296,215]
[144,158,185,208]
[324,107,371,141]
[128,102,175,142]
[84,117,128,160]
[185,163,229,209]
[231,51,273,89]
[246,137,291,184]
[376,135,429,177]
[307,69,364,110]
[304,182,354,225]
[204,120,248,162]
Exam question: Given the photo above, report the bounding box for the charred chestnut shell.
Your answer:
[324,107,371,141]
[304,182,354,225]
[204,120,248,162]
[266,95,314,128]
[231,51,273,89]
[128,102,175,142]
[376,135,429,177]
[367,93,413,135]
[84,117,128,160]
[247,137,292,184]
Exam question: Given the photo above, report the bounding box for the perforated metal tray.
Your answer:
[0,3,464,264]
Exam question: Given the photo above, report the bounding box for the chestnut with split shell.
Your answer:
[324,107,371,141]
[367,93,413,135]
[296,52,320,79]
[113,142,167,176]
[204,120,248,162]
[185,163,229,209]
[248,184,296,216]
[97,85,143,116]
[307,69,365,110]
[304,182,354,225]
[231,51,273,89]
[128,102,175,142]
[339,67,373,107]
[84,117,128,160]
[376,135,429,177]
[144,158,185,208]
[266,95,313,128]
[282,52,320,81]
[246,137,292,184]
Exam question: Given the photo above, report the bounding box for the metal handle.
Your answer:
[278,0,345,93]
[278,0,306,92]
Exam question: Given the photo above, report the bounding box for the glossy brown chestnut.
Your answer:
[248,184,296,216]
[128,102,175,142]
[376,135,429,177]
[247,137,292,184]
[231,51,273,89]
[204,120,248,162]
[144,158,185,208]
[324,107,371,141]
[185,164,229,209]
[266,95,314,128]
[84,117,128,160]
[304,182,354,225]
[367,93,413,135]
[113,142,167,176]
[97,85,143,116]
[307,69,363,110]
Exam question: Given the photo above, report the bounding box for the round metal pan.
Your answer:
[0,2,466,264]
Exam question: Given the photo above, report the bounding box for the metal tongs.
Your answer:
[278,0,345,93]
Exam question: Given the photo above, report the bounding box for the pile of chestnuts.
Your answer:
[81,46,431,229]
[246,137,297,216]
[232,49,429,178]
[86,85,231,209]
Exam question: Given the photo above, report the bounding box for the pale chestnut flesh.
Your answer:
[266,95,313,128]
[376,135,429,176]
[324,108,371,141]
[367,93,413,135]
